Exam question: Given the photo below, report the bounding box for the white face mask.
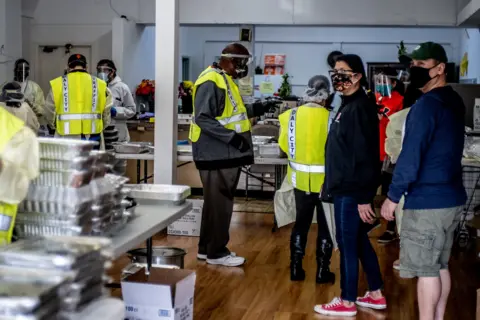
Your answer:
[97,72,109,82]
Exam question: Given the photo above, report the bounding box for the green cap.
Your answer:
[410,42,448,63]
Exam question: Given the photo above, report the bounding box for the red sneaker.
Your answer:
[314,297,357,317]
[356,292,387,310]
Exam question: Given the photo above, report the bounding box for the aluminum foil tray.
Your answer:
[125,184,191,203]
[0,281,61,315]
[16,212,92,228]
[25,182,108,204]
[258,143,282,158]
[33,169,94,188]
[0,239,100,270]
[15,224,87,238]
[43,236,112,259]
[19,200,93,217]
[89,150,110,165]
[252,135,275,145]
[38,138,97,160]
[111,142,151,154]
[40,156,95,171]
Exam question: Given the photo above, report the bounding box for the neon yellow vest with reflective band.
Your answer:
[189,67,251,142]
[279,104,329,193]
[0,107,25,245]
[50,72,107,135]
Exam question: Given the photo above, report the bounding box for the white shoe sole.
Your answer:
[206,258,245,267]
[356,301,387,310]
[313,306,357,317]
[198,252,236,261]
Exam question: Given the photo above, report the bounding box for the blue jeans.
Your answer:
[334,196,383,302]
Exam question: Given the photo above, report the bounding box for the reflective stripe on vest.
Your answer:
[217,113,248,126]
[288,109,297,160]
[0,214,12,231]
[57,114,102,120]
[289,161,325,173]
[199,68,238,113]
[62,75,69,112]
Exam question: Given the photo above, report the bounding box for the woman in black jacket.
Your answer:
[315,55,386,317]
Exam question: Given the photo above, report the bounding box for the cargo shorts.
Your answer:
[399,206,463,278]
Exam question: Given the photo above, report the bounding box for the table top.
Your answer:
[110,201,192,258]
[116,152,288,166]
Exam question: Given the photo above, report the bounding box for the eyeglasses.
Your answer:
[328,69,355,76]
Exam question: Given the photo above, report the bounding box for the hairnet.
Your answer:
[302,75,331,103]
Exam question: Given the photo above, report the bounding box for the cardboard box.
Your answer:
[122,268,196,320]
[167,200,203,237]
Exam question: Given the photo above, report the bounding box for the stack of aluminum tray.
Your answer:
[0,237,112,317]
[16,138,129,238]
[16,179,116,237]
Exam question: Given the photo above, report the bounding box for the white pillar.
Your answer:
[154,0,179,184]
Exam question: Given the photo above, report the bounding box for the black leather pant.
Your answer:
[290,189,333,261]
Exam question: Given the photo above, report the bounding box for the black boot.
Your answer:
[290,234,306,281]
[316,239,335,284]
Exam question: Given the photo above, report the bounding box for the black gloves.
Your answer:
[251,100,282,117]
[230,133,251,152]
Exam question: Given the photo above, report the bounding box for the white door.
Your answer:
[36,46,92,95]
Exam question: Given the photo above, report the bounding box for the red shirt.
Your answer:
[377,91,404,161]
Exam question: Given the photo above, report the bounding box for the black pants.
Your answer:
[291,189,332,258]
[198,167,241,259]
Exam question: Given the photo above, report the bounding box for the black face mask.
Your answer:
[236,66,248,79]
[409,65,439,89]
[330,73,354,92]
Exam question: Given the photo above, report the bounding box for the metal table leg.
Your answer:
[136,160,141,184]
[146,237,153,274]
[144,160,148,184]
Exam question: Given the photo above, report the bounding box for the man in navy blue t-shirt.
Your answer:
[381,42,467,320]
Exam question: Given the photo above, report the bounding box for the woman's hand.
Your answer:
[358,204,376,224]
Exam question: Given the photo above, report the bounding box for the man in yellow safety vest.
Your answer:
[0,105,39,245]
[279,75,335,284]
[44,54,113,149]
[189,43,270,267]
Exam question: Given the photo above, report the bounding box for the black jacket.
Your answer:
[192,81,263,170]
[324,89,380,204]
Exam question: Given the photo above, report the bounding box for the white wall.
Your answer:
[184,25,461,95]
[459,29,480,82]
[0,0,22,84]
[177,0,457,26]
[112,18,157,90]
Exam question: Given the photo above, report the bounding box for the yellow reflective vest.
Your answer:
[50,72,107,135]
[0,107,25,245]
[279,104,329,193]
[189,67,251,142]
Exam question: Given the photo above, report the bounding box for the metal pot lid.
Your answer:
[128,246,186,257]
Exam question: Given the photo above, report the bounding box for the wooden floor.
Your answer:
[110,212,480,320]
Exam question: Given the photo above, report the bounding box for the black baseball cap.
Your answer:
[68,54,87,68]
[410,42,448,63]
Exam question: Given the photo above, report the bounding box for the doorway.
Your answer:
[36,45,92,95]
